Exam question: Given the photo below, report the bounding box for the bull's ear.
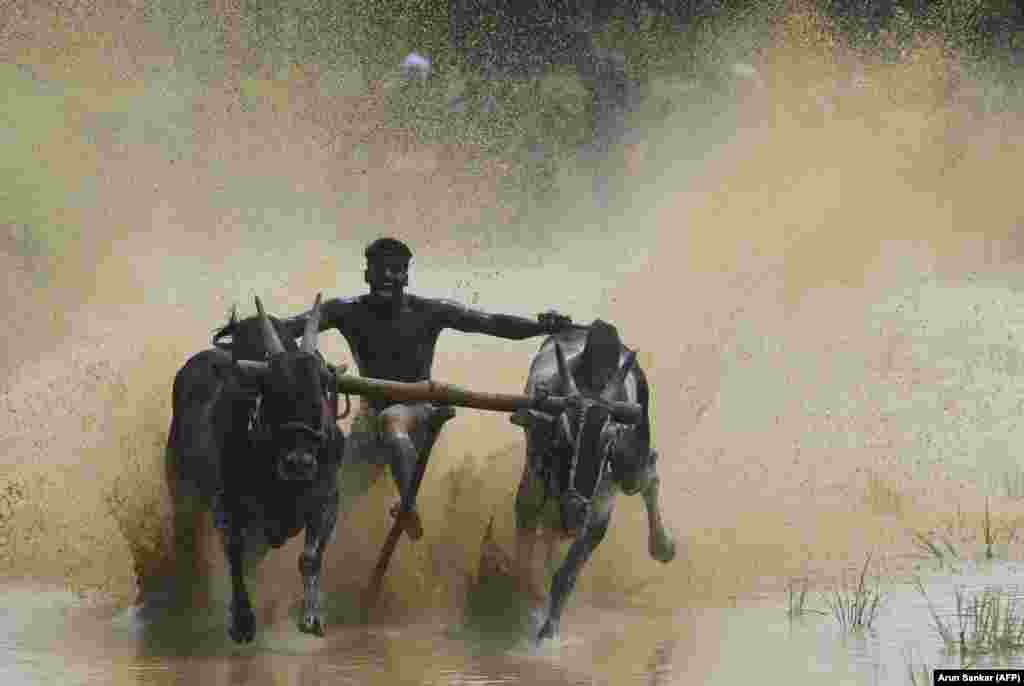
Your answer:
[510,409,531,427]
[234,359,269,384]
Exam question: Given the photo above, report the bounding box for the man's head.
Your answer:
[364,237,412,303]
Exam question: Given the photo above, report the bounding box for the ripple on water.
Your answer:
[10,567,1024,686]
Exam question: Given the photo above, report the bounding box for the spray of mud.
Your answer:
[2,0,1024,631]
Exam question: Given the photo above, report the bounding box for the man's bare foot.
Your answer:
[390,503,424,540]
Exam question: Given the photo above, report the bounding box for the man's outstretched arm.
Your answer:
[279,297,356,339]
[438,300,574,340]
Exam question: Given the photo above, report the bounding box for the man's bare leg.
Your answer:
[380,407,427,540]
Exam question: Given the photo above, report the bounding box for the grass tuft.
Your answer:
[823,554,884,632]
[904,647,933,686]
[983,498,995,561]
[916,579,1024,665]
[911,529,960,567]
[1001,469,1024,500]
[786,576,827,618]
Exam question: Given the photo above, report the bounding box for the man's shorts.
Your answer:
[343,401,445,467]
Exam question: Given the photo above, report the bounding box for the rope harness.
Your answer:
[527,410,622,533]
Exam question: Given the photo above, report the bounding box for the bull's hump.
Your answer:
[539,327,589,351]
[528,332,583,394]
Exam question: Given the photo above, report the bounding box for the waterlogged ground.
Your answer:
[3,3,1024,686]
[7,561,1024,686]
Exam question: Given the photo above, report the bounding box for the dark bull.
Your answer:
[511,319,676,641]
[165,294,345,643]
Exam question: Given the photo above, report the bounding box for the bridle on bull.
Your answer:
[553,342,636,526]
[247,390,331,447]
[241,294,335,449]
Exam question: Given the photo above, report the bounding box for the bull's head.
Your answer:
[235,294,335,482]
[513,332,640,533]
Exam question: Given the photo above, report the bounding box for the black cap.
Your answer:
[365,237,413,262]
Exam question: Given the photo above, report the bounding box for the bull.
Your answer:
[165,293,345,643]
[511,319,675,641]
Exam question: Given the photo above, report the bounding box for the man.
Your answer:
[278,238,574,540]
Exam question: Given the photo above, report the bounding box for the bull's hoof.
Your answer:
[650,535,676,563]
[537,618,558,642]
[299,614,325,637]
[228,607,256,644]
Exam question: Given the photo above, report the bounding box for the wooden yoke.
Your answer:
[335,374,643,425]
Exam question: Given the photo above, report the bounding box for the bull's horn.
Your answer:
[254,296,286,355]
[601,350,637,401]
[301,293,322,353]
[554,342,578,395]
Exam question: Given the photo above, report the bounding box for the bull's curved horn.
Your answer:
[554,342,578,396]
[301,293,322,353]
[601,350,637,401]
[254,296,286,355]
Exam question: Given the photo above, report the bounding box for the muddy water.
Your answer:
[4,2,1024,685]
[5,562,1024,686]
[1,584,693,686]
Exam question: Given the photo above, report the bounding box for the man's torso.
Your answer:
[332,294,447,383]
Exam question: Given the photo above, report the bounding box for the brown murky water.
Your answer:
[3,2,1024,684]
[2,584,692,686]
[8,562,1024,685]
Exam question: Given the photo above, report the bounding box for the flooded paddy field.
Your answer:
[9,562,1024,685]
[3,1,1024,684]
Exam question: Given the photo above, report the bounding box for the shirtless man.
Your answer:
[279,238,574,539]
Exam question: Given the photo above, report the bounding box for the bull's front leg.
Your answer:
[298,493,339,636]
[514,464,550,611]
[537,505,613,642]
[641,451,675,563]
[223,523,256,643]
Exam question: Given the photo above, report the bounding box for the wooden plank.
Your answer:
[334,375,643,424]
